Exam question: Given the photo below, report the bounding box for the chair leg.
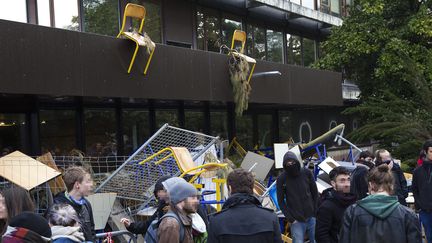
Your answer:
[143,47,155,75]
[127,43,140,73]
[247,63,256,82]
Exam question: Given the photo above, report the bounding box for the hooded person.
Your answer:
[276,151,319,243]
[121,175,172,235]
[340,164,421,243]
[2,212,52,243]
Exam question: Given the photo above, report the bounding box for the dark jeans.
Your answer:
[420,210,432,243]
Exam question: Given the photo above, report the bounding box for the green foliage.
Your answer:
[316,0,432,165]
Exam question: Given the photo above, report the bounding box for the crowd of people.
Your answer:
[0,140,432,243]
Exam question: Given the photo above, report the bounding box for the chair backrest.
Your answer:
[230,30,247,53]
[118,3,146,36]
[170,147,196,173]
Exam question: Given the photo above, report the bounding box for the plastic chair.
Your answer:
[117,3,155,75]
[229,29,256,82]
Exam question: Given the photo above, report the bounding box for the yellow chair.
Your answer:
[139,147,228,210]
[117,3,155,75]
[229,29,256,82]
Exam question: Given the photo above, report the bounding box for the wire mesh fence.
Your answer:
[96,124,219,213]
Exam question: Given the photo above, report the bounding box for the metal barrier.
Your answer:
[95,230,137,243]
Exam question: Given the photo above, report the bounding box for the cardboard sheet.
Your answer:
[241,151,274,181]
[318,157,341,174]
[36,152,66,194]
[86,193,117,230]
[0,151,61,190]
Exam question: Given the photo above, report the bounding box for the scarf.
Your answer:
[51,225,85,242]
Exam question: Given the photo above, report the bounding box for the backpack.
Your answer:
[144,211,185,243]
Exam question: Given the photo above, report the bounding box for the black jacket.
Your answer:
[315,188,356,243]
[340,194,421,243]
[392,164,408,205]
[53,192,96,242]
[412,161,432,211]
[207,193,282,243]
[350,164,369,200]
[276,169,319,223]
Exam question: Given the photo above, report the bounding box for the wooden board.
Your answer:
[86,193,117,230]
[0,151,61,190]
[241,151,274,181]
[318,157,341,174]
[36,152,66,194]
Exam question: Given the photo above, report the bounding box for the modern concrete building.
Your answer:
[0,0,356,156]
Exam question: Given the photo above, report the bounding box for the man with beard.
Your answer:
[316,166,356,243]
[207,168,282,243]
[412,140,432,243]
[158,177,199,243]
[276,151,319,243]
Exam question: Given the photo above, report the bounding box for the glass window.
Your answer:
[53,0,79,30]
[320,0,330,14]
[302,0,315,9]
[330,0,340,15]
[196,8,220,52]
[83,0,119,36]
[37,0,51,26]
[84,109,117,156]
[303,38,316,67]
[290,0,301,5]
[247,24,266,60]
[266,30,283,63]
[0,113,27,155]
[286,34,302,65]
[130,0,162,43]
[123,110,149,155]
[155,109,179,129]
[257,114,273,148]
[221,18,242,50]
[0,0,27,23]
[210,111,228,140]
[40,110,76,156]
[235,115,253,150]
[279,111,293,142]
[184,110,205,133]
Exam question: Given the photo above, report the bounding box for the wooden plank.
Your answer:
[36,152,66,195]
[0,151,61,190]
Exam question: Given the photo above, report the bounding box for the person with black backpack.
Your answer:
[156,177,199,243]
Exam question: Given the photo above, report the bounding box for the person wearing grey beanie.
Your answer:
[158,177,199,243]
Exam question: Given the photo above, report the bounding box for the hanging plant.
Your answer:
[228,50,251,116]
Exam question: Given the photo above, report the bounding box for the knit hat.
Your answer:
[153,175,172,197]
[162,177,197,204]
[9,211,52,238]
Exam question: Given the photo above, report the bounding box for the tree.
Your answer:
[315,0,432,167]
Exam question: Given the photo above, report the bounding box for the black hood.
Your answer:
[322,188,357,207]
[283,151,301,177]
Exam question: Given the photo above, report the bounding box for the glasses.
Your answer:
[382,159,393,165]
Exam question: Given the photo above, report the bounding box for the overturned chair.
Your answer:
[117,3,156,74]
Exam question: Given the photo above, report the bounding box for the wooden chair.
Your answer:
[117,3,155,75]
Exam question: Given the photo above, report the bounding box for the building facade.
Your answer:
[0,0,355,156]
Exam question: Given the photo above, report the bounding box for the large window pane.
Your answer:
[37,0,51,26]
[210,111,228,140]
[185,110,205,133]
[247,24,266,60]
[279,111,293,142]
[330,0,340,15]
[0,0,27,23]
[54,0,79,30]
[85,109,116,156]
[196,8,220,52]
[235,115,253,150]
[155,110,179,129]
[257,114,273,148]
[221,18,242,49]
[302,0,315,9]
[83,0,119,36]
[130,0,161,43]
[266,30,283,63]
[40,110,76,156]
[290,0,301,5]
[303,38,316,67]
[123,110,149,155]
[0,113,27,155]
[286,34,302,65]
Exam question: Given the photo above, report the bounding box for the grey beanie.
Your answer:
[162,177,197,204]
